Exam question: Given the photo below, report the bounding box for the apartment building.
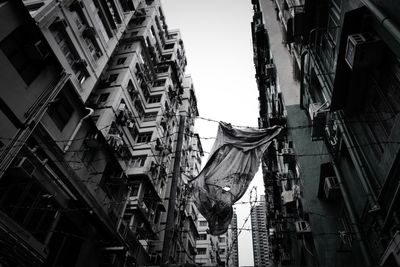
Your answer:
[251,195,271,267]
[194,210,238,267]
[228,211,239,267]
[253,0,400,266]
[195,214,220,266]
[0,0,201,266]
[251,1,316,266]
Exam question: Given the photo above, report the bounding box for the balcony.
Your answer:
[125,197,158,239]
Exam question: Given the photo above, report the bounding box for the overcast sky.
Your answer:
[161,1,264,266]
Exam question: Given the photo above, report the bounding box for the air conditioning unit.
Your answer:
[160,117,167,130]
[324,176,340,200]
[163,144,172,155]
[265,63,275,77]
[345,33,382,70]
[295,220,311,235]
[128,121,135,128]
[24,40,49,61]
[12,157,36,177]
[309,102,328,139]
[118,103,126,111]
[282,148,295,163]
[84,132,100,148]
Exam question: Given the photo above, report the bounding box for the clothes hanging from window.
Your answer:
[191,122,282,235]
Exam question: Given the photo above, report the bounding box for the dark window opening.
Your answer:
[143,112,158,121]
[130,155,147,167]
[137,132,152,143]
[164,43,175,50]
[49,91,74,131]
[148,95,161,104]
[0,25,47,85]
[0,166,58,243]
[109,74,118,83]
[98,93,110,103]
[117,57,127,65]
[153,79,166,87]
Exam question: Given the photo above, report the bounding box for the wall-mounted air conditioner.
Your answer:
[309,102,329,140]
[295,220,311,235]
[84,132,100,148]
[345,33,382,70]
[160,117,167,130]
[282,148,295,163]
[324,176,340,200]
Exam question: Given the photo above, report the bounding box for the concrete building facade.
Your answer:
[194,209,238,267]
[252,0,400,266]
[0,0,201,266]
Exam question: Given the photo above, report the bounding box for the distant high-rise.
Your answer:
[251,195,270,267]
[228,210,239,267]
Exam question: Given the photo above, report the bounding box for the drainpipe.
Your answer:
[360,0,400,46]
[63,107,94,153]
[331,159,372,266]
[337,119,377,203]
[299,50,308,110]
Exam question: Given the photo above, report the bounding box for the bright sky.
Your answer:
[162,1,263,266]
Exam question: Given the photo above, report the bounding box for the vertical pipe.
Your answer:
[331,160,372,266]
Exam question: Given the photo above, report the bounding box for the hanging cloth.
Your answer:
[191,122,282,235]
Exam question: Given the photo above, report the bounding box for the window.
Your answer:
[164,43,175,50]
[130,17,146,26]
[156,65,169,73]
[142,85,150,100]
[199,220,207,227]
[0,25,44,84]
[148,95,161,104]
[25,2,44,14]
[153,79,166,87]
[137,132,152,143]
[98,93,110,103]
[197,248,206,255]
[143,112,158,121]
[129,123,138,139]
[130,31,139,37]
[130,155,147,167]
[134,100,145,118]
[198,234,207,240]
[117,57,127,65]
[163,54,172,60]
[49,92,74,131]
[218,237,225,243]
[124,43,133,49]
[219,249,225,255]
[109,74,118,83]
[0,173,58,243]
[131,184,140,196]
